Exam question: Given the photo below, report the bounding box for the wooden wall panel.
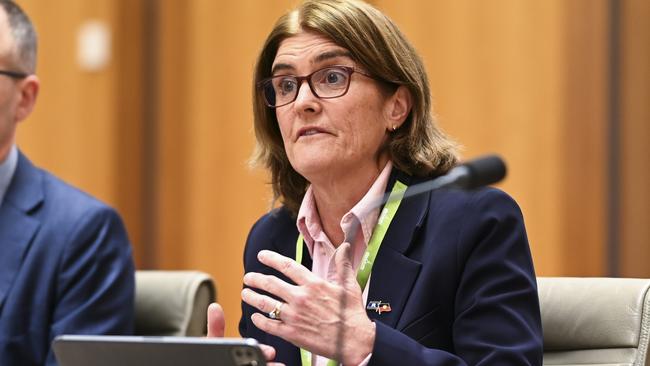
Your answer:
[17,0,146,266]
[153,0,297,336]
[376,0,608,276]
[620,0,650,277]
[561,1,608,275]
[154,0,191,270]
[112,0,146,267]
[17,0,116,201]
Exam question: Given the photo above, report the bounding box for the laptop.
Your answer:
[52,335,266,366]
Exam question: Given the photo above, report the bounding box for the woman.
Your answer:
[210,0,543,365]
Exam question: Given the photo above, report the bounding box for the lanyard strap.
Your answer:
[296,180,407,366]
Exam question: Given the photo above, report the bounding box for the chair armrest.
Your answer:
[135,270,217,336]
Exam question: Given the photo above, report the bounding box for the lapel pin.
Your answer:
[367,301,392,314]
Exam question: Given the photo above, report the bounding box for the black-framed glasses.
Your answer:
[257,65,375,108]
[0,70,28,79]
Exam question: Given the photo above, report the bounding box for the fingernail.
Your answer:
[257,251,267,261]
[243,273,253,284]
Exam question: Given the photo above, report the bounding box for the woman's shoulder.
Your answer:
[436,184,522,211]
[398,167,521,214]
[422,186,525,230]
[245,206,297,251]
[250,206,295,233]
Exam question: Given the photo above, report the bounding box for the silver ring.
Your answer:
[268,302,283,321]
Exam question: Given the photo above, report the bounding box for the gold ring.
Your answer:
[268,302,283,321]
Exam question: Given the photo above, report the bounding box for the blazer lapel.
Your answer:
[0,152,43,310]
[0,206,40,310]
[366,170,430,329]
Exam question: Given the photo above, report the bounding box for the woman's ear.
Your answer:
[385,85,412,131]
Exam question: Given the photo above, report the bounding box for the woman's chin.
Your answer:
[291,159,342,181]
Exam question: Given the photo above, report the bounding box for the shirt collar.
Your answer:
[0,145,19,206]
[296,161,393,256]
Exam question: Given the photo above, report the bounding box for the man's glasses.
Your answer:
[0,70,28,79]
[258,65,374,108]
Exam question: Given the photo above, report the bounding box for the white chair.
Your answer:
[538,277,650,366]
[134,270,216,336]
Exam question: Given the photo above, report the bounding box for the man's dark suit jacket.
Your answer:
[0,152,135,366]
[240,170,543,365]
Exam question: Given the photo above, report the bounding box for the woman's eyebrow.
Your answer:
[313,50,354,64]
[271,50,354,75]
[271,63,294,75]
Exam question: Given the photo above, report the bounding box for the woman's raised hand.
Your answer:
[242,243,375,365]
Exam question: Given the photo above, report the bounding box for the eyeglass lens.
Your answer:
[262,66,352,107]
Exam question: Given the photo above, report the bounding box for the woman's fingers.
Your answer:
[259,344,277,361]
[250,312,290,339]
[207,301,284,365]
[257,250,314,285]
[242,288,294,321]
[243,272,296,302]
[243,248,371,363]
[206,302,225,338]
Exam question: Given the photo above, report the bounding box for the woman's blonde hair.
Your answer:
[252,0,459,215]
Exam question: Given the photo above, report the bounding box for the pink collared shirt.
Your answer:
[296,161,393,366]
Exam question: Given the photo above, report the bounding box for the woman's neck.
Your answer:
[310,157,389,247]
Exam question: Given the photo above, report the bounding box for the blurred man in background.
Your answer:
[0,1,135,365]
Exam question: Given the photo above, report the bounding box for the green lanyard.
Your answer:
[295,180,407,366]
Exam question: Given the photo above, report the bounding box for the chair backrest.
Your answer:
[134,270,216,336]
[538,277,650,366]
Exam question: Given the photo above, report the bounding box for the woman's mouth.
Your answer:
[297,126,330,139]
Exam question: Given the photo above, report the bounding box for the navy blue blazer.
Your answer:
[0,152,135,366]
[240,170,543,365]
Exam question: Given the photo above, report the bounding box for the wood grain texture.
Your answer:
[619,0,650,277]
[16,0,146,265]
[376,0,608,276]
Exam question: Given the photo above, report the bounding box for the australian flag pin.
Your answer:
[367,301,392,314]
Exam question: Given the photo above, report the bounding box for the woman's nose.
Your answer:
[293,80,320,112]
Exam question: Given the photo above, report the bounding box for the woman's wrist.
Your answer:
[345,321,376,365]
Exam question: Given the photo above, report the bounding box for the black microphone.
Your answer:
[460,154,507,188]
[342,154,507,243]
[401,154,507,196]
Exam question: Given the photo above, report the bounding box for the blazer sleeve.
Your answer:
[370,189,543,366]
[239,209,303,366]
[45,206,135,366]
